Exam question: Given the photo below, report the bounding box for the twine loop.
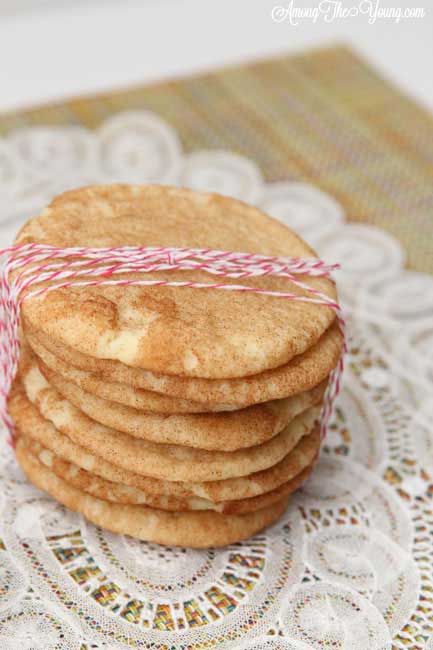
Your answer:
[0,243,346,438]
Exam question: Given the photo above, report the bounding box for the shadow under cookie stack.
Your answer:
[9,184,343,548]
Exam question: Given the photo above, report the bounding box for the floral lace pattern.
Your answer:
[0,111,432,649]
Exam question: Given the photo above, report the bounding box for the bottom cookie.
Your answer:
[16,445,289,548]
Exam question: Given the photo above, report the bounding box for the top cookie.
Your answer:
[16,185,337,378]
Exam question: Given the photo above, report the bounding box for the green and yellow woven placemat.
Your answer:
[2,44,432,272]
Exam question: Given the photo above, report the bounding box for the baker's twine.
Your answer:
[0,244,347,440]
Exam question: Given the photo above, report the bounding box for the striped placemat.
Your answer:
[2,44,432,272]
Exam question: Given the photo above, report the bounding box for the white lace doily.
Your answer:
[0,110,432,650]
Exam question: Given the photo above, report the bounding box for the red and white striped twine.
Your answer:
[0,243,347,441]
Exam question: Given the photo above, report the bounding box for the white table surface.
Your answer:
[0,0,432,115]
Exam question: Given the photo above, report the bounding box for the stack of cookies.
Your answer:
[9,185,342,548]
